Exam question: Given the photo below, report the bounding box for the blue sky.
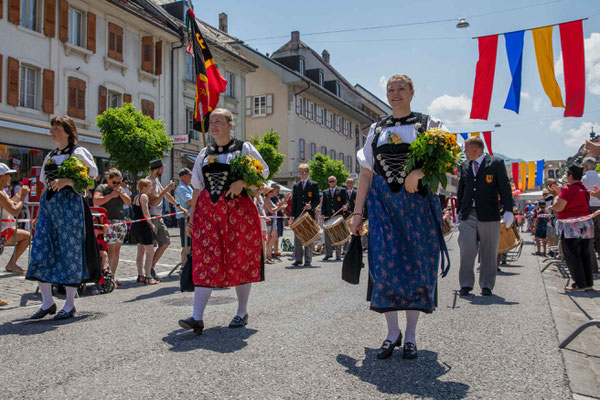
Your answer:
[192,0,600,162]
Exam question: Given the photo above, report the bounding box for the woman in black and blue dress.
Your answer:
[26,115,100,320]
[350,74,449,360]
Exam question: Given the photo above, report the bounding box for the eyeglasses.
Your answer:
[328,180,336,183]
[299,170,309,174]
[111,180,122,185]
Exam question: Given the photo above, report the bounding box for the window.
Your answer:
[299,139,305,160]
[339,152,344,162]
[21,0,40,31]
[321,146,327,155]
[330,149,336,160]
[187,108,196,140]
[19,65,38,109]
[316,106,324,125]
[68,7,83,47]
[318,71,324,86]
[310,143,316,159]
[253,95,266,116]
[306,100,313,120]
[334,115,341,132]
[299,58,305,75]
[362,136,367,146]
[296,95,304,116]
[224,71,234,98]
[347,155,352,171]
[343,119,351,136]
[107,91,121,109]
[67,77,86,119]
[548,170,554,179]
[185,53,195,82]
[141,99,155,119]
[334,81,340,96]
[107,22,124,61]
[326,110,332,128]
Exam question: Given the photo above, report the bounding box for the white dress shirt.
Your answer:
[472,153,486,175]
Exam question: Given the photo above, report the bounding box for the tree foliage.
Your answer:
[309,153,350,191]
[96,103,172,182]
[249,129,285,180]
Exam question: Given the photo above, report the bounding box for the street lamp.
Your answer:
[456,18,470,29]
[494,122,501,128]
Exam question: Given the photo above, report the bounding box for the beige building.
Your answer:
[0,0,181,181]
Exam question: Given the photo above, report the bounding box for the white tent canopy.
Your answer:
[266,180,292,194]
[518,190,545,201]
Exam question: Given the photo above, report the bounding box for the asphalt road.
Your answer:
[0,232,571,399]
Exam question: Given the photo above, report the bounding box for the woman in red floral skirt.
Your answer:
[178,109,269,335]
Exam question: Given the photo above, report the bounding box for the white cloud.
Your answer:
[552,120,600,148]
[427,94,472,124]
[378,75,387,91]
[521,91,532,100]
[532,97,543,111]
[555,33,600,96]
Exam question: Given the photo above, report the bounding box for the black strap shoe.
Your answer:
[376,332,402,360]
[403,342,418,359]
[228,314,248,328]
[30,303,57,320]
[178,317,204,335]
[53,307,76,321]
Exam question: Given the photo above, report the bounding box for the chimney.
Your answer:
[322,49,330,64]
[291,31,300,50]
[218,12,228,33]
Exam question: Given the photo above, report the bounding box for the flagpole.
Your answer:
[201,116,207,147]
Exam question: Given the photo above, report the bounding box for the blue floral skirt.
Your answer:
[26,189,89,285]
[366,174,448,313]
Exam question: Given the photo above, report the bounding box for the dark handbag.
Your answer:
[341,235,364,284]
[180,253,194,292]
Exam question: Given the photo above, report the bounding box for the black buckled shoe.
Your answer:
[53,307,76,321]
[178,317,204,335]
[376,333,402,360]
[403,342,418,359]
[30,303,57,320]
[228,314,248,328]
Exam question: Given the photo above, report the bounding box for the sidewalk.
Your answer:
[534,236,600,399]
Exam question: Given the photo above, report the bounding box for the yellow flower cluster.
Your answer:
[388,133,402,145]
[424,128,461,158]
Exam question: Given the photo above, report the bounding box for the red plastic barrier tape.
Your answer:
[557,209,600,223]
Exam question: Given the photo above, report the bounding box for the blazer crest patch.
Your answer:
[308,192,312,197]
[486,174,493,183]
[337,196,341,201]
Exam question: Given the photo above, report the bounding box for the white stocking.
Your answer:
[405,310,420,344]
[192,286,212,321]
[63,286,77,312]
[235,283,251,318]
[384,311,401,342]
[38,282,55,309]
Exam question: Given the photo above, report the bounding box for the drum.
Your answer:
[289,212,321,246]
[345,217,369,237]
[324,215,351,246]
[498,221,518,254]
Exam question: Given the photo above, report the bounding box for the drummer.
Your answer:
[290,164,321,267]
[321,176,348,261]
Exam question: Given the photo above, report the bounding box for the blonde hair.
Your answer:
[137,178,152,191]
[387,74,414,91]
[211,108,234,125]
[298,163,310,171]
[106,168,122,179]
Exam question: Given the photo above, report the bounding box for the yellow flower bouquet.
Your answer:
[56,156,94,194]
[229,154,266,193]
[404,128,463,190]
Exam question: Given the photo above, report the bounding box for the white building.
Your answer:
[0,0,180,182]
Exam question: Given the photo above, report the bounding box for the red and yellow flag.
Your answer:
[186,9,228,133]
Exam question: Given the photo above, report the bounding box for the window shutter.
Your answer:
[141,36,153,72]
[98,85,107,115]
[58,0,68,41]
[87,12,96,52]
[116,26,123,61]
[245,96,251,116]
[154,40,162,75]
[149,101,154,119]
[67,77,77,117]
[123,93,132,103]
[0,0,3,20]
[42,69,54,113]
[266,93,273,115]
[43,0,56,37]
[8,0,19,25]
[76,79,86,120]
[7,57,19,106]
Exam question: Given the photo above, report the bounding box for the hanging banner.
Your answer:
[520,162,527,191]
[532,26,565,108]
[470,132,480,137]
[470,35,498,120]
[528,161,536,190]
[504,30,525,113]
[482,131,493,155]
[512,162,520,185]
[535,160,545,185]
[460,133,469,141]
[559,20,585,117]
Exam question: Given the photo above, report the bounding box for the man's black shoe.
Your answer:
[481,288,493,296]
[304,262,311,267]
[322,256,331,261]
[291,261,302,266]
[459,287,472,296]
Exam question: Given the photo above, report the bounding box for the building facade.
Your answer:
[0,0,182,183]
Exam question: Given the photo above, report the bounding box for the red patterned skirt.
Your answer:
[192,190,264,287]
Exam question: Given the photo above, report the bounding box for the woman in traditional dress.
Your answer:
[26,115,99,320]
[349,74,449,359]
[178,108,269,335]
